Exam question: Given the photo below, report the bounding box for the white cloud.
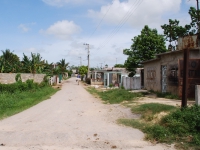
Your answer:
[88,0,181,29]
[18,22,36,32]
[18,24,29,32]
[40,20,81,40]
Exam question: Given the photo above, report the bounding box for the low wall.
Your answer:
[122,76,141,90]
[91,82,104,85]
[0,73,45,84]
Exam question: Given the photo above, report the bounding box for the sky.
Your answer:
[0,0,197,68]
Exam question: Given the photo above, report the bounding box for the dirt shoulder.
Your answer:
[0,78,175,150]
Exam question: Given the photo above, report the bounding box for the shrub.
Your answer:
[144,125,171,142]
[109,84,113,88]
[15,73,22,82]
[0,79,49,93]
[160,105,200,145]
[43,75,49,84]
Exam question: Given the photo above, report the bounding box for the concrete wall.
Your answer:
[0,73,45,84]
[144,62,160,92]
[122,76,141,90]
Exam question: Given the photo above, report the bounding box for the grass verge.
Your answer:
[86,87,143,104]
[86,87,200,149]
[0,86,58,120]
[118,103,200,150]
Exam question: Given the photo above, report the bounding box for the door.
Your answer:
[141,69,144,89]
[104,73,107,87]
[161,65,167,93]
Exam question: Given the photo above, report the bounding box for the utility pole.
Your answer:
[100,63,103,69]
[197,0,200,33]
[116,58,117,65]
[79,56,82,66]
[182,48,189,108]
[84,43,90,78]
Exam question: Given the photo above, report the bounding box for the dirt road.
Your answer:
[0,78,174,150]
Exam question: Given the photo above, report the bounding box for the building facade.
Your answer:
[143,49,200,98]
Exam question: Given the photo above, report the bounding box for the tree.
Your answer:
[124,25,167,77]
[78,65,88,76]
[161,19,191,50]
[188,6,200,34]
[57,59,69,75]
[21,53,45,74]
[114,64,124,68]
[0,49,21,73]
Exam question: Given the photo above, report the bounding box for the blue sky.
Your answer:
[0,0,197,68]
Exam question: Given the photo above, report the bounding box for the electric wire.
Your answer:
[86,2,112,43]
[97,0,144,50]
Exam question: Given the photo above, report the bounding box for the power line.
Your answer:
[98,0,143,49]
[86,2,112,43]
[97,0,144,50]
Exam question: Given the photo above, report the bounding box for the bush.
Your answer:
[0,79,49,93]
[160,105,200,145]
[43,75,49,84]
[15,73,22,82]
[144,125,171,142]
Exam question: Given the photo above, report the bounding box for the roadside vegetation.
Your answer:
[149,90,180,100]
[87,87,200,150]
[86,87,143,104]
[0,79,58,120]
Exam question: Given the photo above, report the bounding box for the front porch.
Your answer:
[91,70,122,87]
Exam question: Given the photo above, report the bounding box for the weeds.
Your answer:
[87,87,143,104]
[131,103,177,121]
[0,81,58,120]
[118,103,200,149]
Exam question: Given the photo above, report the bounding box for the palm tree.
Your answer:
[0,49,21,73]
[21,53,45,74]
[21,53,31,73]
[57,59,69,75]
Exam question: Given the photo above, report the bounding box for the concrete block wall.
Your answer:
[0,73,45,84]
[122,76,141,90]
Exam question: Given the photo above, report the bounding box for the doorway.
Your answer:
[161,65,167,93]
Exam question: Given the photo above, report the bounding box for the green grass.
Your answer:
[118,119,145,130]
[0,86,58,120]
[156,92,179,99]
[118,103,200,150]
[131,103,177,115]
[86,87,143,104]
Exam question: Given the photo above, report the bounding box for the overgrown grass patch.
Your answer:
[0,86,58,120]
[154,91,180,100]
[131,103,177,121]
[86,87,143,104]
[118,103,200,149]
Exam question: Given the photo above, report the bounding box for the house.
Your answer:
[90,67,128,87]
[142,46,200,98]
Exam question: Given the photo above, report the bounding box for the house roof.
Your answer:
[142,48,200,64]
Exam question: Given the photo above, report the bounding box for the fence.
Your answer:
[122,76,141,90]
[0,73,45,84]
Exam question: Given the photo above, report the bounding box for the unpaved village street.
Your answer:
[0,78,175,150]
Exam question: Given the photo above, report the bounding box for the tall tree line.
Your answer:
[0,49,69,75]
